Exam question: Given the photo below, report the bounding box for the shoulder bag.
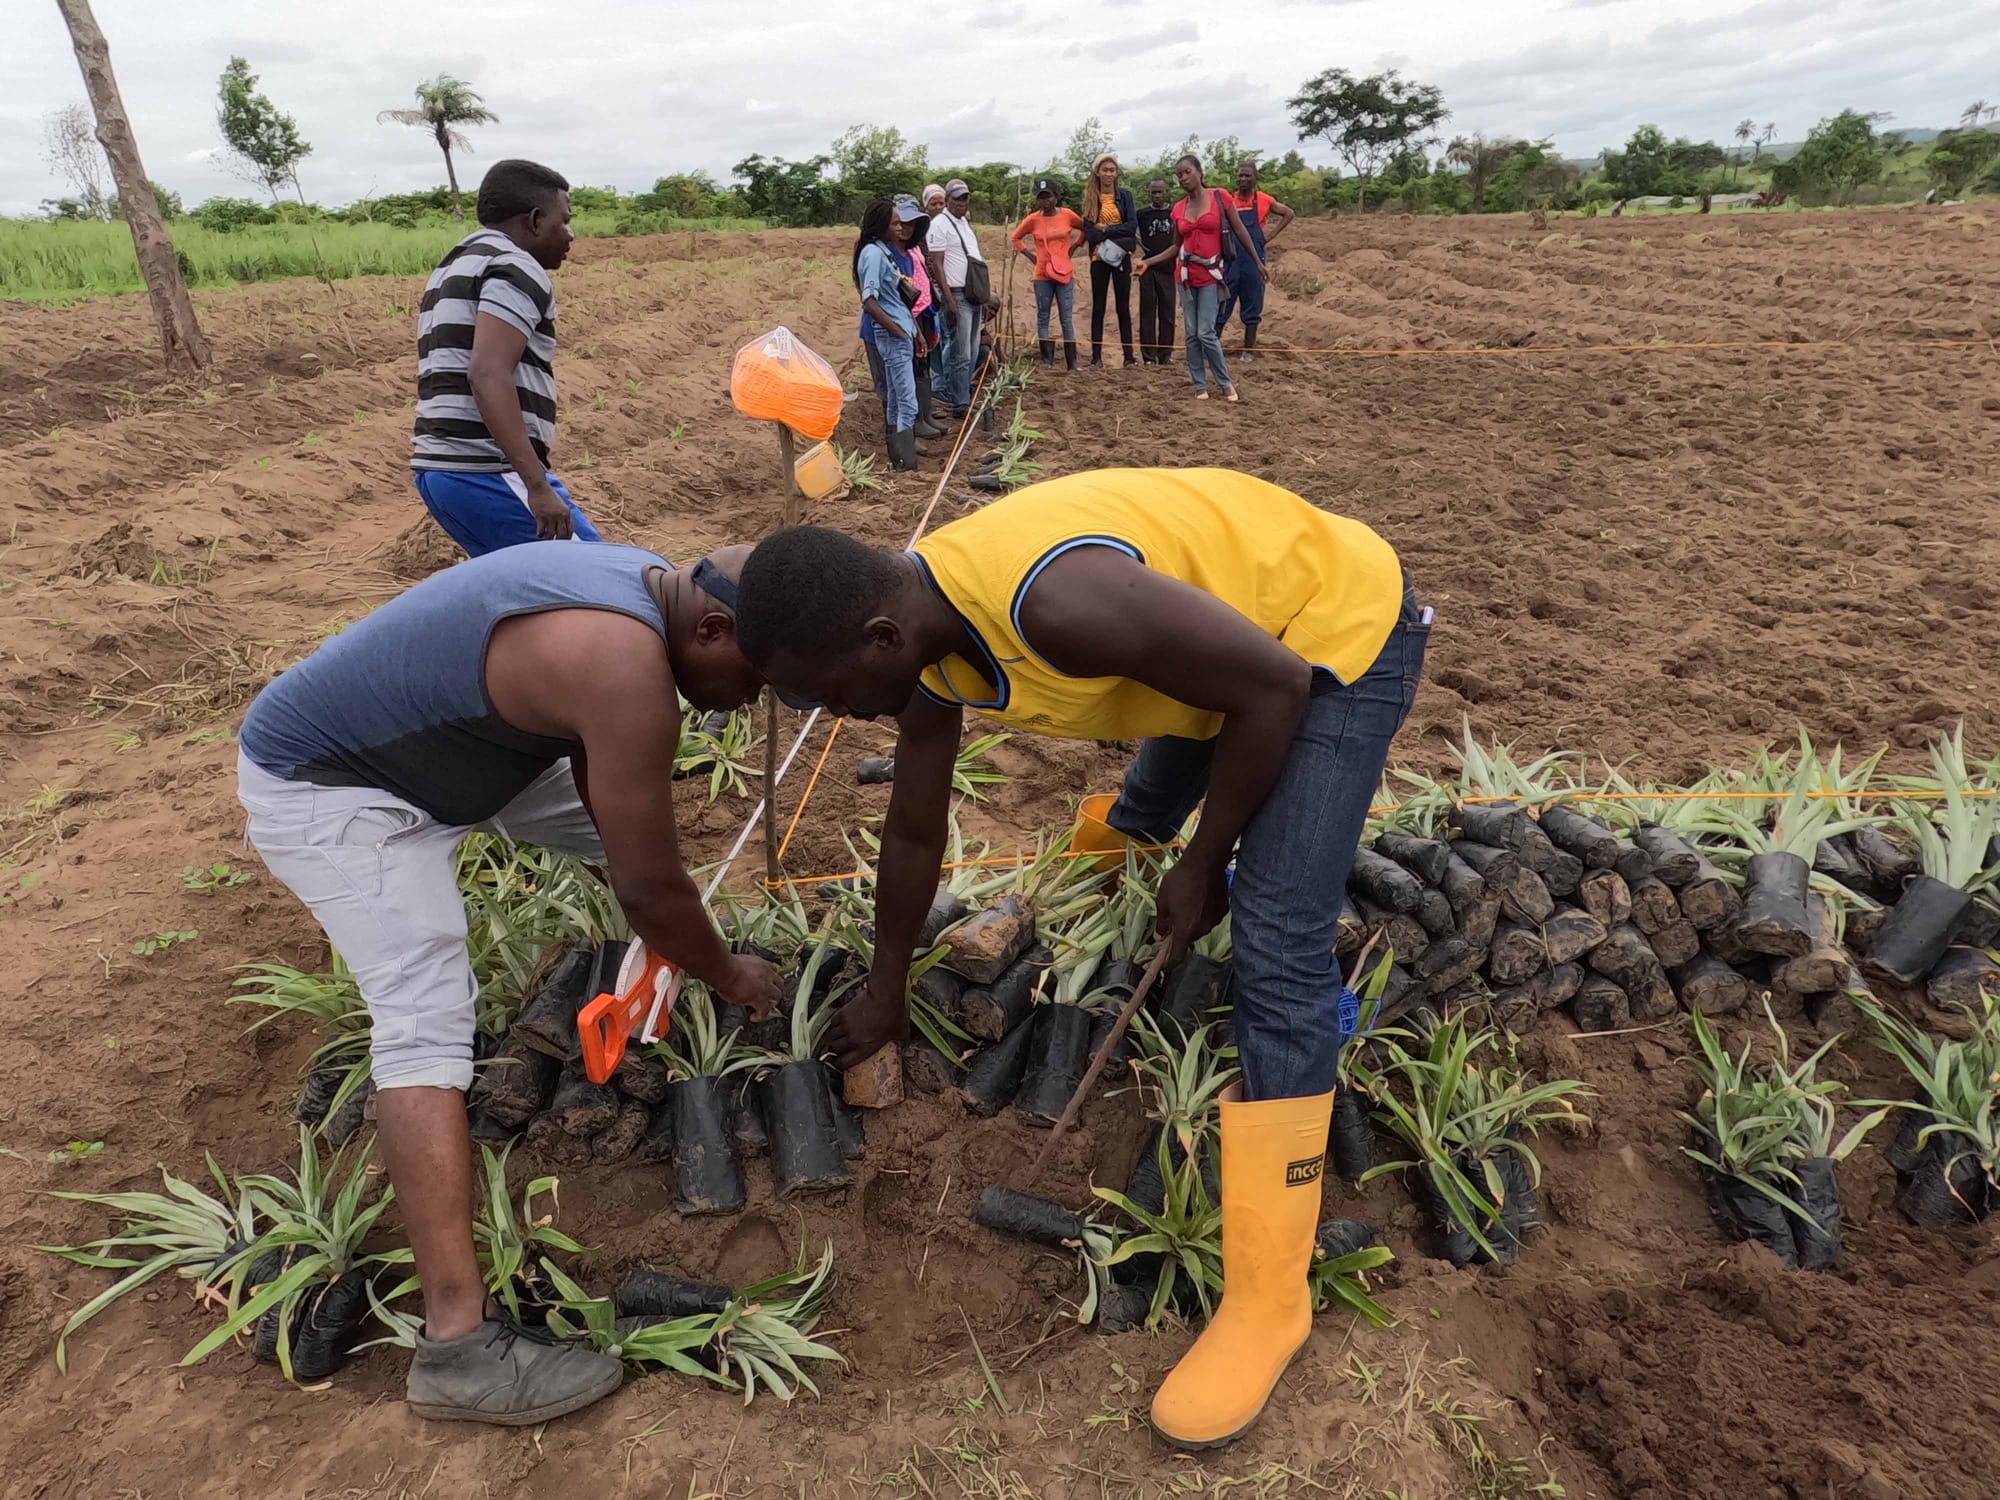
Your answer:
[954,216,992,306]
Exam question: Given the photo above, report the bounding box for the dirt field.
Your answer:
[3,207,1999,1499]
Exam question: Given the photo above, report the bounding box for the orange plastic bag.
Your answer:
[729,326,844,441]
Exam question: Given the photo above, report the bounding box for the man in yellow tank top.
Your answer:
[736,468,1431,1450]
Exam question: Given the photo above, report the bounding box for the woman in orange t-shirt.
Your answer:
[1010,178,1085,370]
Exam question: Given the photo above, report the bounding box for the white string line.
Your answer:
[696,355,997,909]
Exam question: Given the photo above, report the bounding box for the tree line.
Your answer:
[34,50,2000,233]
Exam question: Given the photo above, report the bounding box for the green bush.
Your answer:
[1267,168,1326,217]
[195,197,276,233]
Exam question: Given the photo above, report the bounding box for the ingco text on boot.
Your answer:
[1285,1155,1326,1187]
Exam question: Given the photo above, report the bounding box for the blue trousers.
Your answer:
[1215,261,1267,331]
[945,293,980,411]
[1216,214,1268,331]
[1179,282,1231,391]
[867,334,918,431]
[1033,278,1076,342]
[1109,589,1430,1100]
[413,470,600,557]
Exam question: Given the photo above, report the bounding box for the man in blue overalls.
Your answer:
[1215,161,1296,362]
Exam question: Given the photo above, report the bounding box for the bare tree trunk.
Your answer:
[441,132,464,220]
[55,0,210,375]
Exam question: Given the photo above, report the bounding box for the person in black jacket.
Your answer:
[1080,153,1139,367]
[1134,176,1177,366]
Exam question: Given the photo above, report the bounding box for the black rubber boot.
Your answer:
[887,429,918,472]
[1090,343,1104,367]
[913,370,943,437]
[1039,339,1056,367]
[1241,326,1258,362]
[1064,341,1079,371]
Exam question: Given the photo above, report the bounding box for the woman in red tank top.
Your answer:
[1140,155,1263,402]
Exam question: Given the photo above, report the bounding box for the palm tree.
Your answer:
[1445,133,1508,214]
[378,75,497,220]
[1758,123,1777,160]
[1733,118,1756,184]
[1963,100,1992,128]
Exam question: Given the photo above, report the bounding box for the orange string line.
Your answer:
[775,717,844,864]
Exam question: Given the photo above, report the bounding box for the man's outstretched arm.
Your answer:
[500,613,782,1017]
[1016,546,1311,952]
[831,690,962,1068]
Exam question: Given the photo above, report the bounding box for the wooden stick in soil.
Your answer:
[1018,947,1171,1191]
[763,423,803,886]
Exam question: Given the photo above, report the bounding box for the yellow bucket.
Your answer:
[793,440,849,502]
[1072,792,1171,871]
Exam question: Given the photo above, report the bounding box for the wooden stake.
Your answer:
[1001,179,1024,368]
[764,423,803,887]
[1018,947,1172,1191]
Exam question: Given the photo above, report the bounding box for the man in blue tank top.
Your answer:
[238,541,794,1425]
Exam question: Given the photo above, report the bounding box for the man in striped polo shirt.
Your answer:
[411,159,598,554]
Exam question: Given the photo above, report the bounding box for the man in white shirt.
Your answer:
[926,178,987,417]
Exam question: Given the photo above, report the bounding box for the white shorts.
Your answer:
[236,752,606,1091]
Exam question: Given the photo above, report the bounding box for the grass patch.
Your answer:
[0,213,768,305]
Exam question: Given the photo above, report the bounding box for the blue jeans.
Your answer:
[946,292,980,410]
[1179,282,1231,391]
[1110,587,1430,1100]
[927,317,949,382]
[1033,278,1076,342]
[412,470,600,557]
[870,333,918,431]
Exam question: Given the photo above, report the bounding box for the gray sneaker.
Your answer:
[408,1315,624,1426]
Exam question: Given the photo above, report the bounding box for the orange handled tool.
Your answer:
[577,938,682,1084]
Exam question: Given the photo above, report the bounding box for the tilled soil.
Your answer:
[2,207,1998,1499]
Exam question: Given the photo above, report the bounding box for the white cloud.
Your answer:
[1065,22,1200,61]
[2,0,1994,216]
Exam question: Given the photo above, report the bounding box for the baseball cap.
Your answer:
[1035,178,1056,195]
[945,178,970,199]
[891,194,927,223]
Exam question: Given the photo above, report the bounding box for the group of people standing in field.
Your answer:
[854,156,1296,466]
[1011,154,1294,393]
[852,179,995,472]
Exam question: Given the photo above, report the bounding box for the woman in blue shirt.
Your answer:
[853,197,925,471]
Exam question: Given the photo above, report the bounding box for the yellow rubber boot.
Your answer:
[1150,1085,1334,1449]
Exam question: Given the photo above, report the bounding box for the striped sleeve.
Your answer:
[477,261,551,338]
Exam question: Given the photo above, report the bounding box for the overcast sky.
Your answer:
[6,0,1997,215]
